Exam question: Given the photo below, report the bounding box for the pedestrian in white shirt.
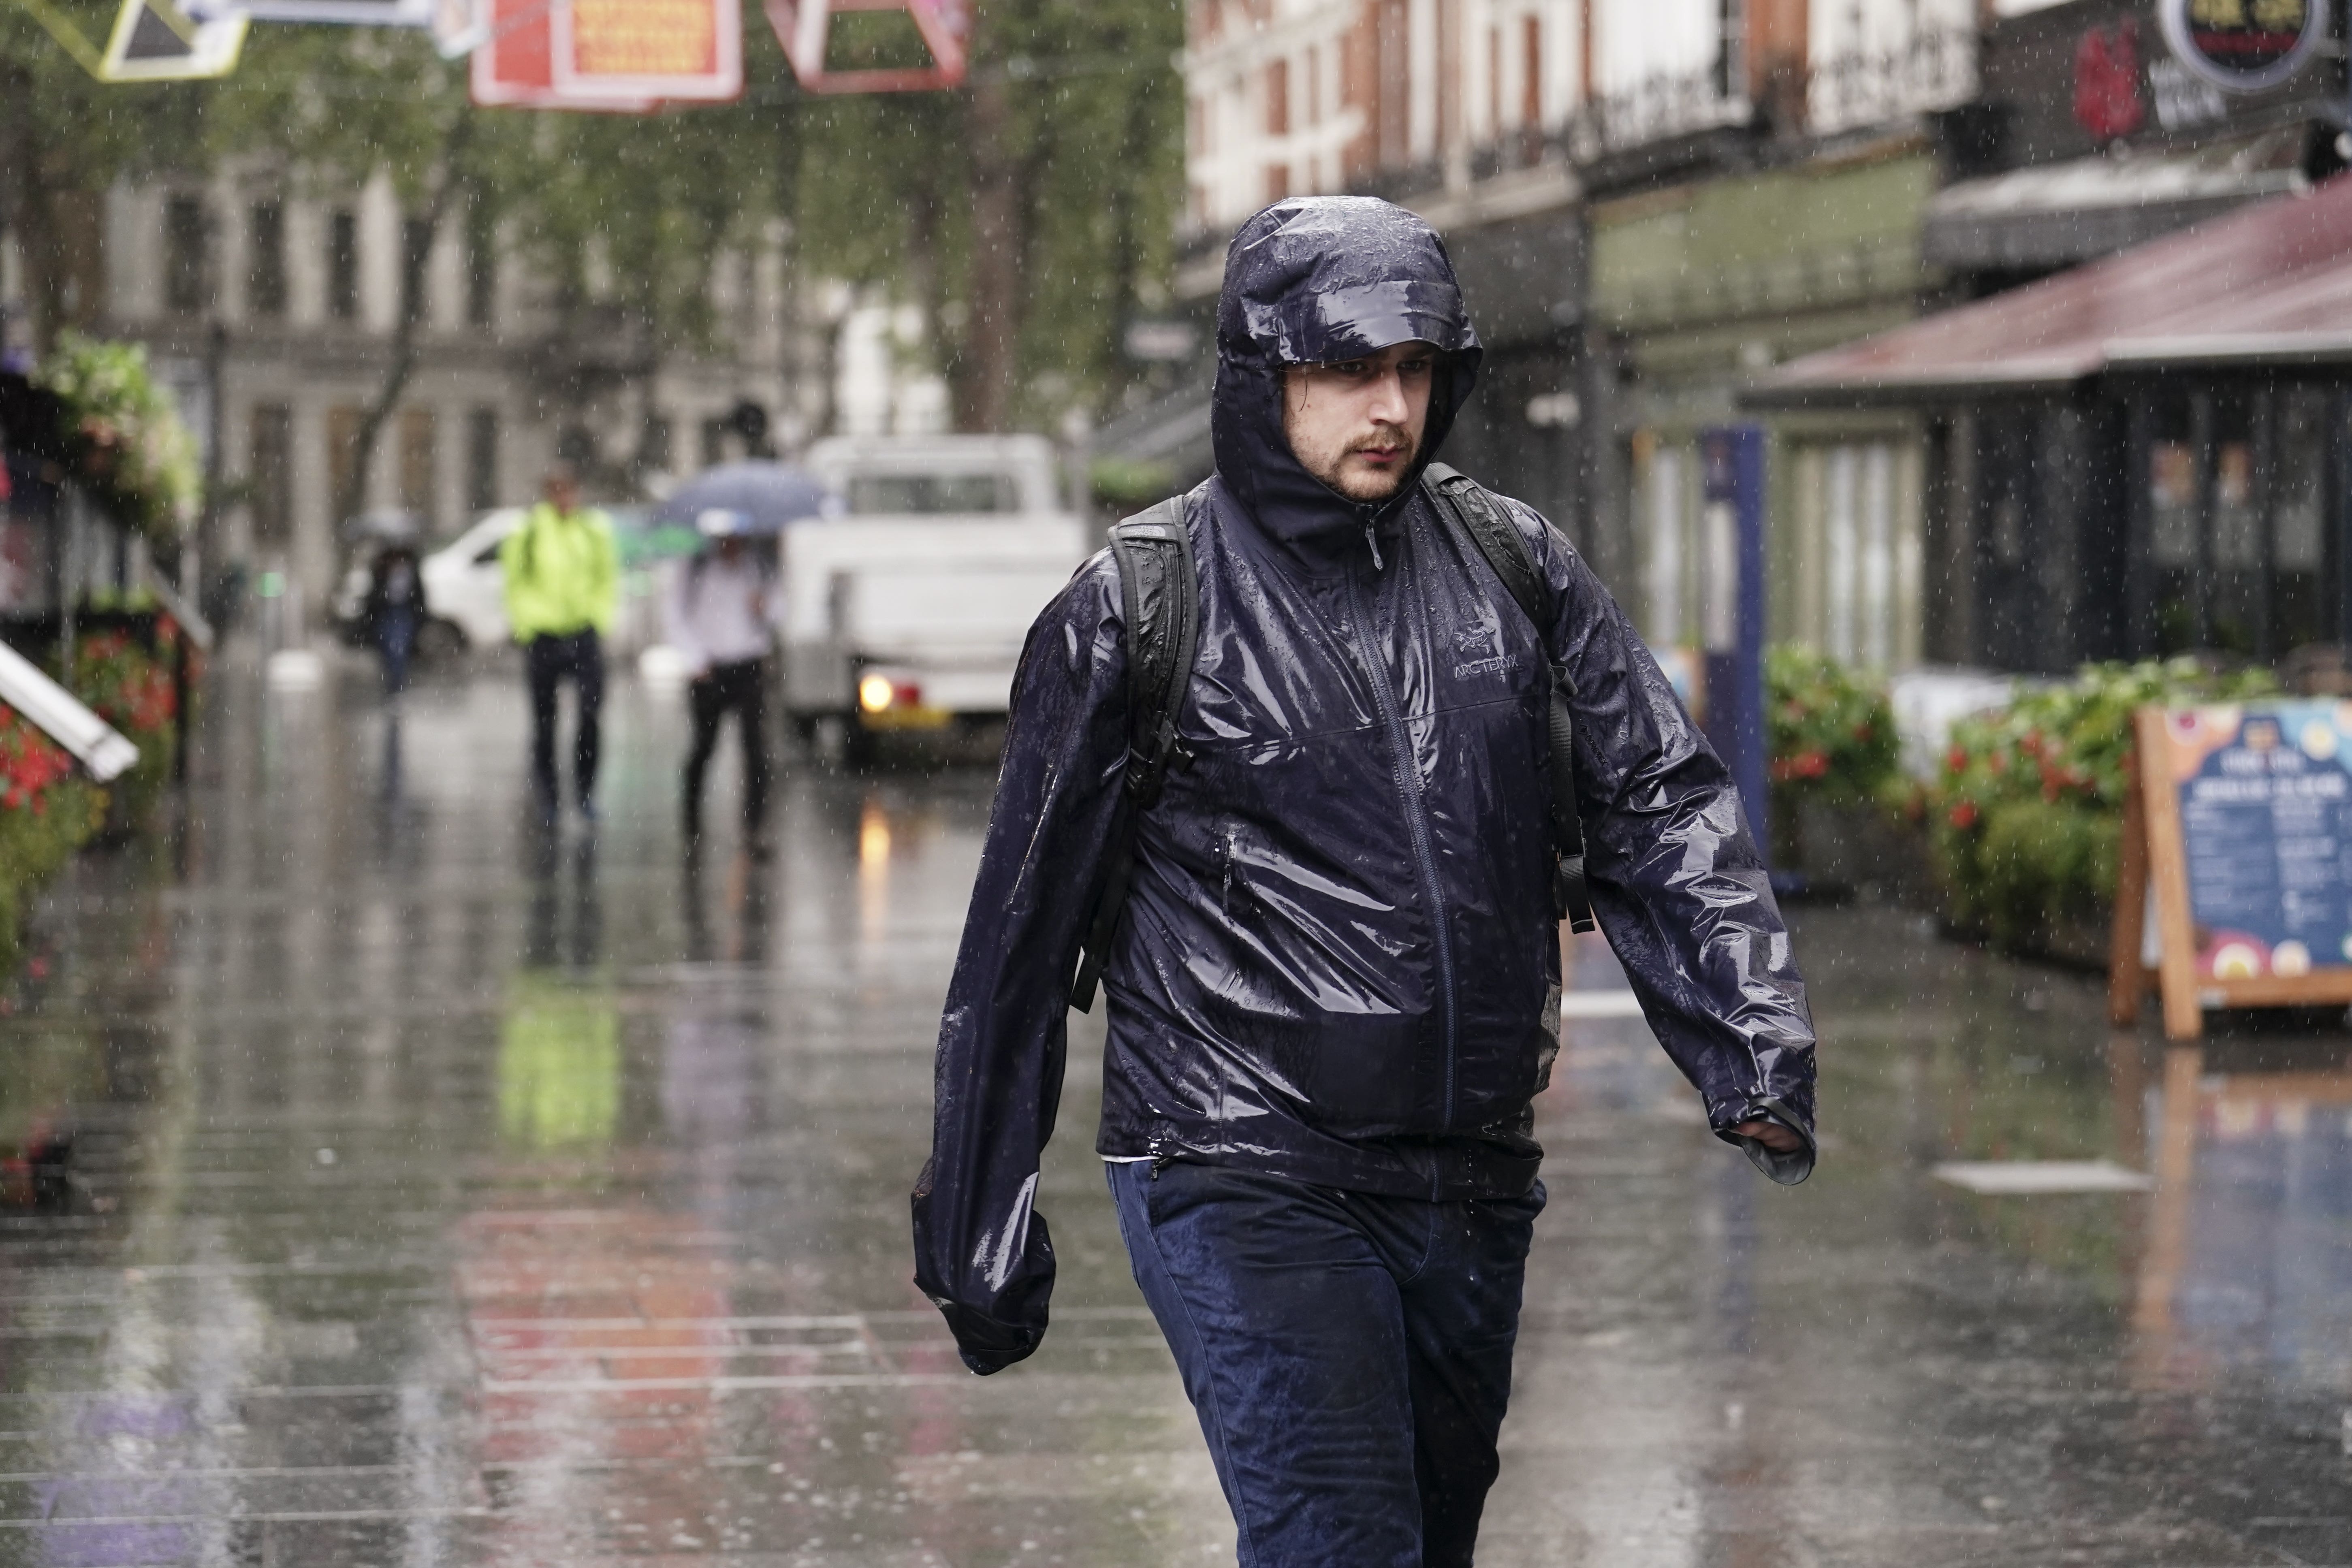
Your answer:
[666,510,783,856]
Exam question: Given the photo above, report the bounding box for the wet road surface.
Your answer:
[2,660,2349,1567]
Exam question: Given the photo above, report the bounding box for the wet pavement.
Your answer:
[2,657,2350,1567]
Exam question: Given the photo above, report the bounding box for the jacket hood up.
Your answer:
[1210,196,1484,556]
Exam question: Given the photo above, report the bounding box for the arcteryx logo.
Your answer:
[1452,623,1521,682]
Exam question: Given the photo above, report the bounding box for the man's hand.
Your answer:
[1732,1118,1805,1152]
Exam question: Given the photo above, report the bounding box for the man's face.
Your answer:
[544,474,580,514]
[1281,341,1436,503]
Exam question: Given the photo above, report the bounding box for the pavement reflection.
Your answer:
[0,664,2348,1566]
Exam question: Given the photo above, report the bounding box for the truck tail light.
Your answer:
[859,675,923,713]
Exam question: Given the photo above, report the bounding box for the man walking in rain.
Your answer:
[502,464,619,827]
[913,196,1816,1567]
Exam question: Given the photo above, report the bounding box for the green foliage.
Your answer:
[7,1,1185,437]
[1090,455,1174,511]
[70,628,180,829]
[0,700,104,975]
[1931,658,2276,953]
[35,333,204,535]
[796,0,1187,426]
[1765,644,1902,809]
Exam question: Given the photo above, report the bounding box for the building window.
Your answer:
[465,407,500,513]
[1489,27,1503,137]
[398,407,437,532]
[638,415,673,475]
[164,194,210,317]
[401,217,433,326]
[327,210,359,322]
[1267,164,1292,203]
[1642,442,1688,647]
[248,200,286,319]
[466,206,497,327]
[1378,0,1409,165]
[249,404,294,550]
[328,404,365,519]
[1266,57,1289,137]
[1715,0,1746,100]
[1523,16,1543,126]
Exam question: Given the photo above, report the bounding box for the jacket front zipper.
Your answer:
[1345,545,1459,1130]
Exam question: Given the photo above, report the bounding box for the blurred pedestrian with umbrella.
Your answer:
[650,461,832,536]
[666,508,783,857]
[361,534,429,700]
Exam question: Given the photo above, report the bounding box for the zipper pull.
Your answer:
[1362,521,1385,571]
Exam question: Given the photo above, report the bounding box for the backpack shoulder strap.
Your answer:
[1106,496,1198,805]
[1071,494,1198,1012]
[1422,463,1546,636]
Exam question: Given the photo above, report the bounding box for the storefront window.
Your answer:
[1642,441,1688,647]
[2148,396,2199,654]
[2210,396,2262,655]
[2273,389,2330,653]
[2149,443,2197,566]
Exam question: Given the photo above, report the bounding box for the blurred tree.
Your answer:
[0,0,216,352]
[207,29,515,522]
[518,23,798,487]
[1,0,1182,456]
[794,0,1184,432]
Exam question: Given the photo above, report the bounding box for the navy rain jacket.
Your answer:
[912,196,1817,1375]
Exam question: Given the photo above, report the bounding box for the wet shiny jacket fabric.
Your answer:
[913,197,1816,1375]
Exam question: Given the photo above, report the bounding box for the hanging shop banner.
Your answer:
[552,0,740,100]
[470,0,657,110]
[97,0,247,79]
[181,0,428,25]
[431,0,487,57]
[2158,0,2329,92]
[765,0,965,93]
[2114,702,2352,1038]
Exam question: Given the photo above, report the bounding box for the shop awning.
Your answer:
[1750,171,2352,406]
[1921,129,2308,273]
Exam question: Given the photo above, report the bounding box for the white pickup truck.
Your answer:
[785,434,1091,758]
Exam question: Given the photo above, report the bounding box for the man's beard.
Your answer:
[1328,431,1417,501]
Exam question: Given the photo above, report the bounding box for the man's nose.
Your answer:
[1366,367,1409,423]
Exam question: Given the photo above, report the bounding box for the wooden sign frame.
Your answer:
[2111,704,2352,1038]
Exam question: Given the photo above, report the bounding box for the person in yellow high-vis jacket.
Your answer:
[501,465,619,824]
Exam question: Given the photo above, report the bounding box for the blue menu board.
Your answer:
[2156,702,2352,980]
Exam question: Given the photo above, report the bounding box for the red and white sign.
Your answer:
[469,0,658,110]
[554,0,740,100]
[766,0,966,93]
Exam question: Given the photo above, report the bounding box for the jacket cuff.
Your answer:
[1710,1094,1816,1186]
[931,1299,1046,1376]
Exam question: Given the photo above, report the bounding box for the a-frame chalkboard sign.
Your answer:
[2112,702,2352,1038]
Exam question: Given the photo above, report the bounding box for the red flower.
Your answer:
[1949,800,1979,830]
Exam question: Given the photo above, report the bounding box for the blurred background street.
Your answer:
[12,0,2352,1556]
[0,660,2347,1567]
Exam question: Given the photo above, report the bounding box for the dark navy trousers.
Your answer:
[1108,1159,1543,1568]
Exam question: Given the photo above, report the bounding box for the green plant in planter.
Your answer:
[1766,644,1902,808]
[1932,658,2275,956]
[68,629,178,830]
[34,333,203,539]
[0,705,105,976]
